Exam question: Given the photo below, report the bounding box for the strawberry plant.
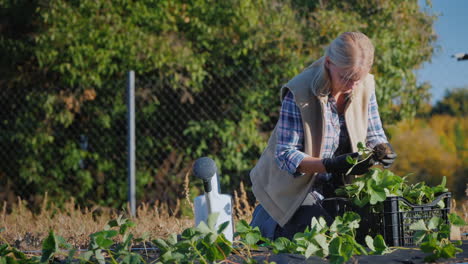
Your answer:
[237,212,391,264]
[152,213,232,264]
[0,203,462,263]
[335,168,405,208]
[409,213,467,262]
[336,162,448,209]
[338,142,449,209]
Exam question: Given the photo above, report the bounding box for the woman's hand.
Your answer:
[373,143,397,168]
[322,152,375,175]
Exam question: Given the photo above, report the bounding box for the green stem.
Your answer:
[390,246,415,250]
[233,241,252,260]
[190,241,209,264]
[106,249,119,264]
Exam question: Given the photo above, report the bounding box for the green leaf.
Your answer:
[94,250,106,264]
[181,227,198,240]
[64,248,77,264]
[420,240,437,254]
[346,155,355,165]
[367,180,387,205]
[339,237,354,261]
[95,236,114,249]
[448,213,467,227]
[437,199,445,209]
[373,235,390,254]
[0,244,8,254]
[12,247,26,260]
[342,212,360,229]
[80,251,93,261]
[409,219,428,231]
[365,235,375,251]
[315,234,329,253]
[353,240,368,256]
[432,176,448,193]
[413,230,427,245]
[245,232,261,246]
[204,232,218,246]
[167,233,178,246]
[106,219,119,229]
[428,217,442,230]
[352,195,370,208]
[152,238,169,250]
[217,221,229,234]
[357,142,365,150]
[92,230,118,239]
[235,219,251,233]
[207,212,220,230]
[439,242,458,259]
[310,217,328,233]
[196,221,212,234]
[273,237,293,253]
[305,243,319,258]
[329,237,345,264]
[121,253,142,264]
[41,230,58,263]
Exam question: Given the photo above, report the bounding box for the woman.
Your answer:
[249,32,397,240]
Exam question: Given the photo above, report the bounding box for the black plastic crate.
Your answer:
[322,192,451,247]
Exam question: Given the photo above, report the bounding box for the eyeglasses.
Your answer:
[328,62,363,84]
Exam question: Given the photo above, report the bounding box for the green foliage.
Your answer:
[448,212,468,227]
[345,142,373,175]
[84,216,142,264]
[336,168,448,208]
[401,176,448,205]
[2,212,466,263]
[431,87,468,117]
[153,213,232,263]
[0,0,437,208]
[365,235,392,255]
[409,215,465,262]
[271,212,391,263]
[388,115,467,200]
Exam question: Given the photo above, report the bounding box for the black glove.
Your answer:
[322,152,375,175]
[373,143,397,168]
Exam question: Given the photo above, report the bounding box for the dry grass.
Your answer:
[233,181,256,222]
[0,181,257,251]
[0,195,193,251]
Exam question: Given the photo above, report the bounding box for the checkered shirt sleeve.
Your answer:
[275,91,310,175]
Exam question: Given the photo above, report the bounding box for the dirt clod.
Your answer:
[373,143,392,160]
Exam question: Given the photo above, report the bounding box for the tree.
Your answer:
[0,0,437,208]
[431,87,468,117]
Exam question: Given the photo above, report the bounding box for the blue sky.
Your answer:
[417,0,468,104]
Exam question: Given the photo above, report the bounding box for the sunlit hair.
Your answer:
[307,32,375,96]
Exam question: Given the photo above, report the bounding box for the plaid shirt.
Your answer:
[275,90,388,177]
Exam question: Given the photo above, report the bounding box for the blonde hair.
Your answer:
[307,32,375,96]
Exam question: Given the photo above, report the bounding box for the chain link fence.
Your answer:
[0,67,275,212]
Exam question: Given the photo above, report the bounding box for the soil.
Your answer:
[373,143,393,160]
[131,241,468,263]
[246,240,468,264]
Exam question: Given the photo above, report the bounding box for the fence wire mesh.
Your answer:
[0,67,275,212]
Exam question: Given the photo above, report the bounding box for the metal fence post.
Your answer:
[127,71,136,216]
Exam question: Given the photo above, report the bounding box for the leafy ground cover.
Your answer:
[0,211,466,264]
[0,212,393,264]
